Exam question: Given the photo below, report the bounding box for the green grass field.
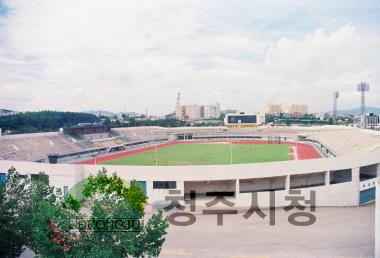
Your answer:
[101,143,291,166]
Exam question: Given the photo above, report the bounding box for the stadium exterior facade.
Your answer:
[0,126,379,208]
[0,150,379,207]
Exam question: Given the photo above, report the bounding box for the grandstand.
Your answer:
[305,127,380,156]
[2,125,380,163]
[112,126,380,157]
[0,132,84,161]
[113,126,173,141]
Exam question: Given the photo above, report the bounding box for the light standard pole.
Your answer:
[155,146,158,166]
[230,140,233,165]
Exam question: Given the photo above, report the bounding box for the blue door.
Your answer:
[360,187,376,204]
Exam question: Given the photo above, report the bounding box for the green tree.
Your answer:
[22,171,82,257]
[62,194,81,212]
[74,193,168,257]
[83,167,147,214]
[0,111,98,134]
[0,167,169,257]
[79,168,168,257]
[0,167,29,257]
[29,200,82,257]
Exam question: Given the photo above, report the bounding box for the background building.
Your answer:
[178,104,202,120]
[266,103,282,114]
[357,113,380,129]
[202,103,221,119]
[315,112,329,120]
[175,93,220,120]
[176,104,220,120]
[288,104,308,115]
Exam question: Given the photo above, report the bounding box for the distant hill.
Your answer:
[84,110,116,117]
[84,111,140,117]
[335,106,380,115]
[0,108,16,112]
[0,109,19,116]
[0,111,98,134]
[123,112,140,117]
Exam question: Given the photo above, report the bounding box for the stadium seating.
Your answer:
[113,126,380,157]
[305,127,380,156]
[0,132,84,161]
[1,125,379,162]
[113,127,171,142]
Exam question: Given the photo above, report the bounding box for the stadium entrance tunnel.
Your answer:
[330,169,352,184]
[359,164,379,181]
[358,164,379,205]
[290,172,326,189]
[184,180,236,199]
[239,176,286,193]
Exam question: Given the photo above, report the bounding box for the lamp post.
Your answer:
[333,91,339,124]
[155,146,158,166]
[357,82,369,115]
[230,140,233,165]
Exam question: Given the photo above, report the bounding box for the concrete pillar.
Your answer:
[235,179,240,197]
[352,167,360,206]
[325,171,330,186]
[176,180,185,196]
[285,175,290,191]
[146,180,154,203]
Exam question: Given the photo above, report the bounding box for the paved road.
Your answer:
[160,205,375,258]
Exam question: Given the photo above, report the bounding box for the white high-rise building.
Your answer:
[266,103,282,114]
[185,104,202,120]
[203,103,220,119]
[175,102,221,120]
[288,104,308,115]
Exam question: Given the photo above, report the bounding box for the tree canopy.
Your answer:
[0,167,169,257]
[0,111,98,134]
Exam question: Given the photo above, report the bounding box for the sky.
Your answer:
[0,0,379,115]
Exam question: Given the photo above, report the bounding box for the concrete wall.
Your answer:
[240,176,286,193]
[375,179,380,257]
[0,149,379,208]
[82,132,110,141]
[184,180,236,196]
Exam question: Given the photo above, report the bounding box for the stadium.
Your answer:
[0,125,379,208]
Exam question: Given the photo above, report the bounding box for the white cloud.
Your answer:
[0,0,379,114]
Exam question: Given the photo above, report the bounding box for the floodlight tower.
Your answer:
[333,91,339,123]
[176,92,181,106]
[357,82,369,115]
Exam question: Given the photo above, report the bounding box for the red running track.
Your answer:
[77,140,321,165]
[295,142,322,160]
